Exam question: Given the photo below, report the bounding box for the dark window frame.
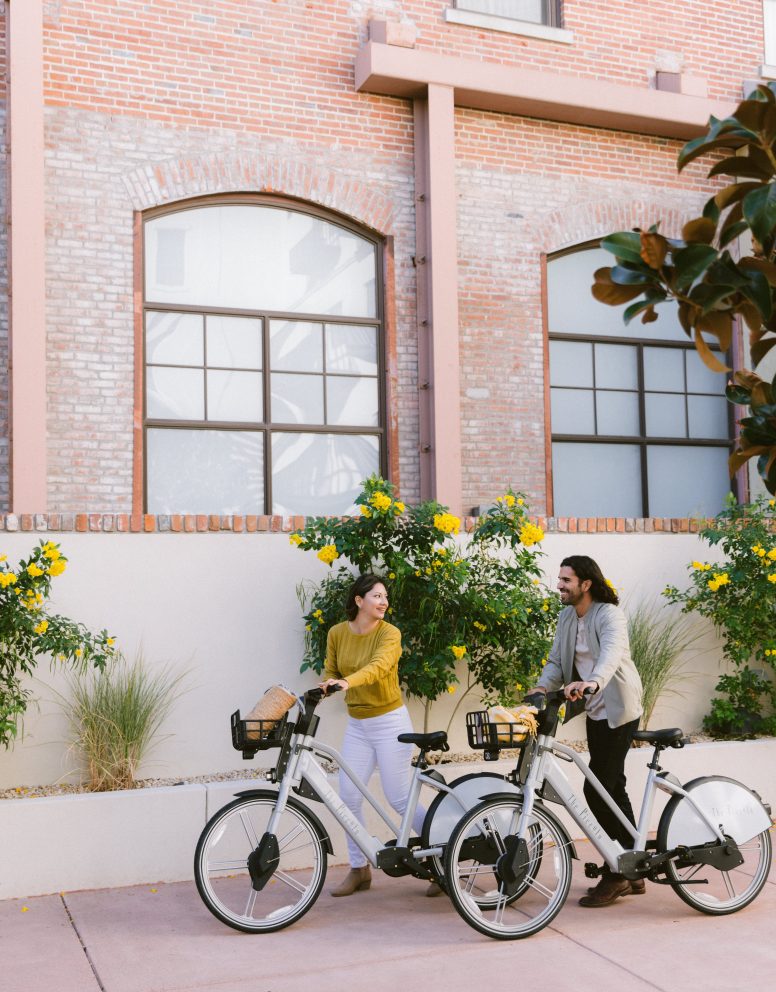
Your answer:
[455,0,562,28]
[140,194,387,515]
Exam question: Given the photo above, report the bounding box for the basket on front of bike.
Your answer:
[231,710,289,755]
[466,710,532,752]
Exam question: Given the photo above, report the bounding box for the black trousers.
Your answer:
[584,715,640,853]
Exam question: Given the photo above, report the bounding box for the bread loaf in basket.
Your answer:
[244,684,296,741]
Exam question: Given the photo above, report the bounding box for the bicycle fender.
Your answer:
[234,788,334,855]
[477,792,579,860]
[657,776,772,849]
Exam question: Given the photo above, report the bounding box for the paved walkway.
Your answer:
[3,839,774,992]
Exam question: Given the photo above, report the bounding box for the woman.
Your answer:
[320,573,428,897]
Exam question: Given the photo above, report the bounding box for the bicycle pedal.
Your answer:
[584,862,603,879]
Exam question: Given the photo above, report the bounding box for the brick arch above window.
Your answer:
[122,152,399,239]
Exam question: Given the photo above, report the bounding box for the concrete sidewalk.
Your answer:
[2,839,774,992]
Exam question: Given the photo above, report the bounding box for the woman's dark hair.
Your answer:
[560,555,619,605]
[345,573,387,621]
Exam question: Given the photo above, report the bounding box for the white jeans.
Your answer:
[338,705,427,868]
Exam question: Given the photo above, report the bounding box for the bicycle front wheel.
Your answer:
[194,793,327,933]
[657,776,772,916]
[444,797,572,940]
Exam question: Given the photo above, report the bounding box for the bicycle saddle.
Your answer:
[632,728,684,746]
[397,731,449,751]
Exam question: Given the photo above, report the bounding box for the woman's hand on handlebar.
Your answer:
[318,678,348,696]
[564,680,598,702]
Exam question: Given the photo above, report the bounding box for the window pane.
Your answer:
[146,311,203,366]
[643,347,685,391]
[145,205,377,318]
[457,0,544,23]
[551,388,594,434]
[688,395,730,440]
[686,350,726,394]
[271,373,324,424]
[594,344,638,389]
[647,446,732,517]
[596,391,640,436]
[549,340,593,387]
[552,442,642,516]
[207,370,263,422]
[147,428,263,514]
[645,392,686,437]
[548,248,687,340]
[327,376,379,426]
[206,316,262,369]
[272,432,379,515]
[326,324,378,374]
[270,321,323,373]
[146,367,204,420]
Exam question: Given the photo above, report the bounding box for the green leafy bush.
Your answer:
[663,495,776,737]
[291,476,560,730]
[0,541,116,747]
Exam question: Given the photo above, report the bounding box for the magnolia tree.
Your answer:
[594,82,776,493]
[290,476,560,731]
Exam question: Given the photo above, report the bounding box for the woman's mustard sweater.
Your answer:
[324,620,402,719]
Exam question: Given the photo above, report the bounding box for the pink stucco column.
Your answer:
[414,83,463,515]
[8,0,47,512]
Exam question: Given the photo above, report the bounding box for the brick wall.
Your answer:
[1,2,765,512]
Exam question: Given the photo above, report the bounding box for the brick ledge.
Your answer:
[0,514,711,534]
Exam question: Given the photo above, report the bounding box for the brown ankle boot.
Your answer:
[579,874,630,907]
[587,877,645,896]
[330,866,371,897]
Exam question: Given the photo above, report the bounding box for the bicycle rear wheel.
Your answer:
[657,776,772,916]
[194,793,327,933]
[444,797,571,940]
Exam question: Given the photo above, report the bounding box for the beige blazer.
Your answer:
[537,601,643,728]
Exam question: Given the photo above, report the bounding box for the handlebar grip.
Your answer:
[324,683,343,695]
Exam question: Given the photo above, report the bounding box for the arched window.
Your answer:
[547,244,734,518]
[142,197,384,515]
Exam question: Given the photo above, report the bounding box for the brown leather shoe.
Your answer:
[330,866,371,897]
[579,874,631,907]
[587,877,645,896]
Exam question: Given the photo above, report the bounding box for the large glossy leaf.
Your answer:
[677,129,755,170]
[693,327,730,372]
[708,156,774,181]
[688,283,734,311]
[714,181,762,210]
[740,269,773,320]
[719,220,750,249]
[623,299,660,324]
[751,336,776,365]
[681,217,717,244]
[757,451,776,493]
[738,257,776,285]
[599,233,644,265]
[732,98,770,133]
[639,232,669,268]
[697,310,733,350]
[728,445,768,474]
[672,244,718,290]
[591,269,645,305]
[610,264,654,285]
[742,183,776,245]
[738,301,765,332]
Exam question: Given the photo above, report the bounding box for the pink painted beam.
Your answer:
[8,0,47,512]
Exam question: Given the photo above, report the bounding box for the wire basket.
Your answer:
[231,709,289,753]
[466,710,532,752]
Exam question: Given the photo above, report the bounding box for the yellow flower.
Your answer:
[691,561,704,570]
[388,572,396,579]
[0,554,6,562]
[393,501,405,515]
[473,620,487,631]
[768,574,776,584]
[414,570,421,577]
[43,547,61,561]
[519,522,544,547]
[450,645,467,660]
[107,638,115,647]
[359,505,372,518]
[541,657,547,667]
[503,493,516,508]
[34,620,49,635]
[0,572,18,588]
[514,682,523,692]
[767,549,776,560]
[75,648,83,657]
[313,609,323,617]
[713,572,730,586]
[541,603,549,612]
[47,560,66,576]
[369,491,392,512]
[433,512,461,535]
[437,548,447,556]
[770,499,775,508]
[447,685,457,694]
[517,497,524,506]
[305,624,312,631]
[289,533,303,546]
[316,544,339,566]
[27,563,44,578]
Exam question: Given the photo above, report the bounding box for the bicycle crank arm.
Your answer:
[376,846,436,879]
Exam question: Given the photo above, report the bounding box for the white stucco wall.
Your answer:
[0,531,733,788]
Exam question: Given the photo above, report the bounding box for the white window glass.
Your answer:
[206,316,262,369]
[146,312,203,366]
[551,388,594,434]
[270,321,323,373]
[765,0,776,65]
[688,396,730,440]
[271,373,324,424]
[644,347,684,392]
[457,0,544,23]
[596,392,640,436]
[552,443,642,517]
[548,248,686,341]
[549,340,593,387]
[145,206,377,318]
[327,377,379,427]
[647,446,731,517]
[271,433,379,516]
[594,344,638,389]
[146,367,204,420]
[326,324,378,374]
[147,429,263,515]
[207,370,263,423]
[645,393,686,438]
[686,351,725,394]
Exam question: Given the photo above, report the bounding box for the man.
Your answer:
[532,555,643,908]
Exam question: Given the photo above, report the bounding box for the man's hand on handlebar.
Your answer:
[318,678,348,696]
[564,680,598,702]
